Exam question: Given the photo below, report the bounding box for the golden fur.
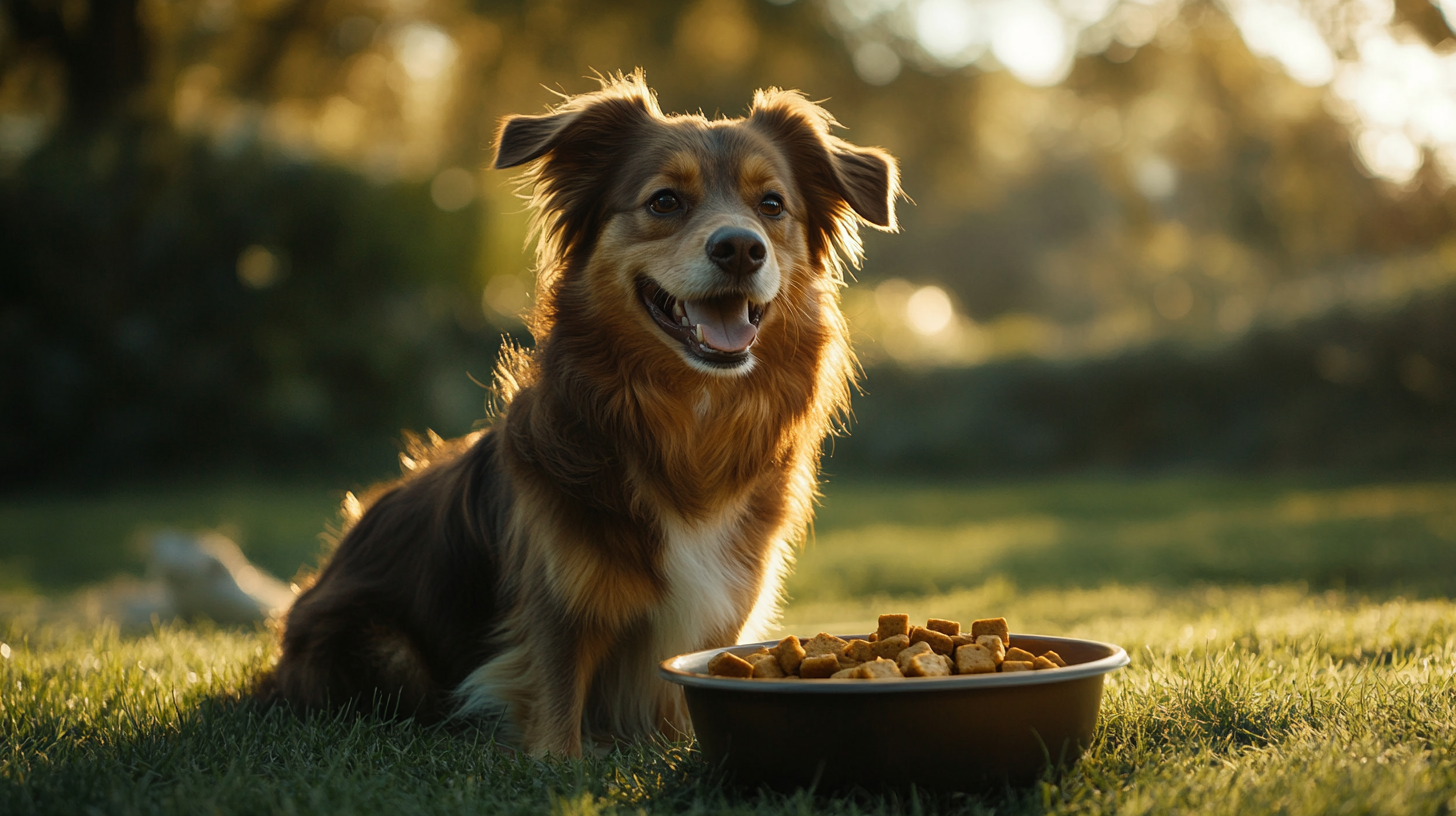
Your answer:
[262,71,900,756]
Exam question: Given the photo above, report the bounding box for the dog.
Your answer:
[262,71,899,757]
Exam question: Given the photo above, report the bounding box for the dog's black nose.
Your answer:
[706,227,767,277]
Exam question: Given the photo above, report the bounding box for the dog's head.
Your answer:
[494,72,899,378]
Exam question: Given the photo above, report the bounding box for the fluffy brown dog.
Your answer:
[263,72,899,756]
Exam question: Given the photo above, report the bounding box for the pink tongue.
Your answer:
[683,297,758,353]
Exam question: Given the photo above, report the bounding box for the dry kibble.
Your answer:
[845,639,877,662]
[1004,646,1036,663]
[876,614,911,641]
[857,657,904,679]
[803,632,850,658]
[905,652,953,677]
[926,618,961,637]
[707,651,755,678]
[971,617,1010,647]
[872,634,911,660]
[976,634,1006,665]
[909,626,955,655]
[770,635,806,675]
[896,640,933,672]
[955,644,998,675]
[698,614,1069,681]
[752,656,787,678]
[799,654,841,678]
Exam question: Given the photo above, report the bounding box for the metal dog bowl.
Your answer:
[660,633,1129,792]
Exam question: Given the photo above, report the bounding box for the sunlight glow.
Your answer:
[915,0,984,67]
[906,285,955,335]
[1225,0,1336,87]
[394,23,457,81]
[991,0,1072,87]
[827,0,1456,185]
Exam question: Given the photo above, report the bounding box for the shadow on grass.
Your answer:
[3,688,1067,816]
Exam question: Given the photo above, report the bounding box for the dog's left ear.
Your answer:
[749,90,901,232]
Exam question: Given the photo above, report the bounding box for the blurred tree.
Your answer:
[2,0,1454,488]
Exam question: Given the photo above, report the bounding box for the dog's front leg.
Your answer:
[517,599,616,757]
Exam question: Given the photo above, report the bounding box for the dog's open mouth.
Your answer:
[639,279,767,368]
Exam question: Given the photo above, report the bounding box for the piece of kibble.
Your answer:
[752,656,787,678]
[829,666,860,679]
[1001,660,1034,672]
[872,634,910,660]
[1040,650,1066,667]
[971,617,1009,646]
[803,632,850,658]
[1032,656,1059,670]
[926,618,961,637]
[1005,646,1036,663]
[845,639,876,662]
[905,652,953,677]
[770,635,806,675]
[950,634,976,649]
[868,632,879,642]
[857,657,904,679]
[955,643,997,675]
[896,640,933,672]
[876,614,911,641]
[799,654,841,679]
[976,634,1006,665]
[707,652,755,678]
[909,626,955,655]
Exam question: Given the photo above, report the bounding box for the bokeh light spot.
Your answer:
[483,275,529,323]
[431,167,477,211]
[237,246,282,289]
[991,0,1072,87]
[906,285,954,335]
[915,0,983,67]
[1227,0,1335,87]
[394,23,457,81]
[853,41,902,85]
[1357,129,1421,184]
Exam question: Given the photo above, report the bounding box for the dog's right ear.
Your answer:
[494,73,661,169]
[493,111,581,169]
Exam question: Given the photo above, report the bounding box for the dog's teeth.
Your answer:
[694,324,705,343]
[680,316,690,327]
[673,301,686,319]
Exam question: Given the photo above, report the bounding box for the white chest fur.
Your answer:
[583,505,793,740]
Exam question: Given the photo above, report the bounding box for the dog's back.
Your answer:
[264,432,509,720]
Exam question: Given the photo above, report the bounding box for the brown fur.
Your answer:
[261,71,900,756]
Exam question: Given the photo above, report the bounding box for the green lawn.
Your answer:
[3,477,1455,814]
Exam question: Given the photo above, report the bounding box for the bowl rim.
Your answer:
[659,632,1129,694]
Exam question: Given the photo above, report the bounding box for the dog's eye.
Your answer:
[758,194,784,217]
[649,191,681,214]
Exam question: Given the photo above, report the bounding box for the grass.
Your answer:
[3,476,1456,814]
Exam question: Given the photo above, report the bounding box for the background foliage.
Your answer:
[3,0,1455,488]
